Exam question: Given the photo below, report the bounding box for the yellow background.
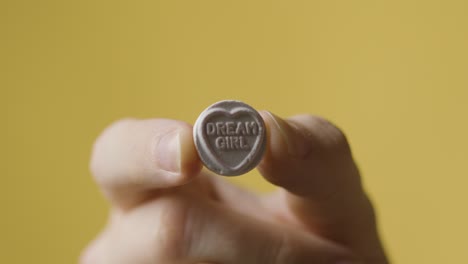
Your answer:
[2,1,467,263]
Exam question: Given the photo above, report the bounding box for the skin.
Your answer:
[81,111,389,264]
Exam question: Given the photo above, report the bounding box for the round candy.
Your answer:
[193,100,267,176]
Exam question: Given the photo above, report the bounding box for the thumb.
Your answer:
[258,112,388,262]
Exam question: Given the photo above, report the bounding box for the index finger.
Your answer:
[89,118,202,209]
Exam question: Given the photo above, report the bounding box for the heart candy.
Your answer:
[193,100,266,176]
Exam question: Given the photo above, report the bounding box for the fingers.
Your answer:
[90,118,202,209]
[81,189,358,264]
[259,112,361,198]
[258,112,386,259]
[183,194,356,264]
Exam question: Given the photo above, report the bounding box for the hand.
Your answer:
[81,112,389,264]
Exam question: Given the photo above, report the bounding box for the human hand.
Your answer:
[81,112,389,264]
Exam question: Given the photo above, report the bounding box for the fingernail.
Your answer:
[264,111,311,158]
[156,130,181,173]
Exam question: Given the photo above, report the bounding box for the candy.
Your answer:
[193,100,266,176]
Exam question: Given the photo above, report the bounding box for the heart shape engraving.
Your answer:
[193,101,266,176]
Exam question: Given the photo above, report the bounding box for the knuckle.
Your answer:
[268,231,341,264]
[268,232,301,264]
[147,195,194,260]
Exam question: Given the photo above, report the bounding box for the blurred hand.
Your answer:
[81,112,389,264]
